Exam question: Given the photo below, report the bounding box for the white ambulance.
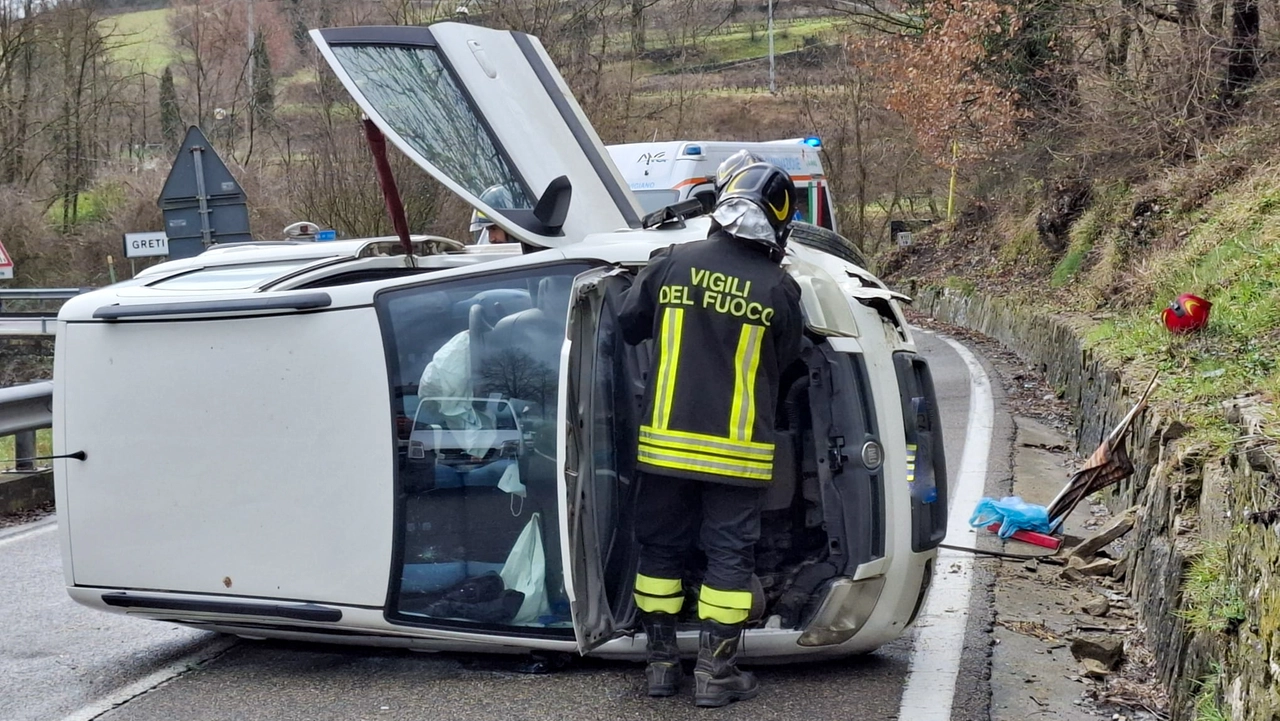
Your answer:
[607,139,838,232]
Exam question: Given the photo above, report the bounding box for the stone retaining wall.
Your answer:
[918,287,1275,720]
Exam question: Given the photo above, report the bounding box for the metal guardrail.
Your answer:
[0,288,92,336]
[0,381,53,473]
[0,288,89,302]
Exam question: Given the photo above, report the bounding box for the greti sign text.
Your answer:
[123,231,170,259]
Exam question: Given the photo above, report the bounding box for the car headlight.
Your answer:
[797,576,886,647]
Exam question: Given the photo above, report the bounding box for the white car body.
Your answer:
[52,22,947,662]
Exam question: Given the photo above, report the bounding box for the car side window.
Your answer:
[377,262,594,630]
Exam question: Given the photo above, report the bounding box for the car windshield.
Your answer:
[632,189,680,214]
[378,262,595,632]
[329,44,533,210]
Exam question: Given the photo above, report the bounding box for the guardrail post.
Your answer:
[14,429,35,471]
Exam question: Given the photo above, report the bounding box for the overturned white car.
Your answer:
[51,22,947,662]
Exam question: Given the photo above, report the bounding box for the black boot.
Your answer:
[640,612,684,697]
[693,619,758,708]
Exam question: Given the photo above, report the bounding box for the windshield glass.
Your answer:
[329,44,533,210]
[379,262,595,632]
[632,189,680,215]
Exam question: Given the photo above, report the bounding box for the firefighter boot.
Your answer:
[640,612,684,697]
[693,619,758,707]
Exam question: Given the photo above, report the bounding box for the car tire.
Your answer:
[788,222,868,268]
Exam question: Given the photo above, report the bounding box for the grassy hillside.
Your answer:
[887,124,1280,437]
[103,8,174,73]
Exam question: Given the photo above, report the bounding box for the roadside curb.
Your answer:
[0,470,53,514]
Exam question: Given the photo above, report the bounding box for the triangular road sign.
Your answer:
[0,239,13,280]
[157,126,252,259]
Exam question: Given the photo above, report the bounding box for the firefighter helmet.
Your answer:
[713,162,798,251]
[713,149,764,194]
[469,184,517,233]
[1161,292,1212,334]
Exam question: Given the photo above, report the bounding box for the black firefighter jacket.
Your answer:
[618,232,804,486]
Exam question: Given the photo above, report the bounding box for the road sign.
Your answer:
[123,231,170,258]
[158,126,252,260]
[0,239,12,280]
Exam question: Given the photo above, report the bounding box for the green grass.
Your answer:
[103,8,174,74]
[1,430,52,470]
[642,17,845,67]
[1180,541,1247,634]
[1193,664,1229,721]
[1081,168,1280,431]
[45,182,128,226]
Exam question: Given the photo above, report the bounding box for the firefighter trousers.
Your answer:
[632,472,765,625]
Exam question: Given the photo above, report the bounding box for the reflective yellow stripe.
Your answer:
[907,443,918,483]
[729,325,764,442]
[635,574,682,597]
[698,585,752,624]
[640,425,773,453]
[635,574,685,614]
[637,593,684,614]
[651,307,684,430]
[638,445,773,481]
[640,426,774,461]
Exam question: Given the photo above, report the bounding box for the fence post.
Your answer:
[14,430,35,472]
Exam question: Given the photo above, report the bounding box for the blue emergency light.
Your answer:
[803,136,822,148]
[316,229,337,241]
[683,145,703,156]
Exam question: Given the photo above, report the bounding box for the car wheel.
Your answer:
[788,222,868,268]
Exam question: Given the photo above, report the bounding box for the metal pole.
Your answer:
[768,0,776,94]
[946,140,958,222]
[14,430,35,472]
[192,146,213,247]
[246,0,255,139]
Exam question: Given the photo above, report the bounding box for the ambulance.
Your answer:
[52,22,945,662]
[607,139,838,232]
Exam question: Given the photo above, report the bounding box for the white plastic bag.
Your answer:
[500,512,551,625]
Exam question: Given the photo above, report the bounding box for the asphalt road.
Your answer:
[1,331,994,721]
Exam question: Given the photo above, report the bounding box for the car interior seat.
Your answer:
[484,276,573,369]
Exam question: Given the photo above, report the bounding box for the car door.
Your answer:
[310,24,643,249]
[560,266,645,652]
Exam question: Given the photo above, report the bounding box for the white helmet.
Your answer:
[470,184,517,233]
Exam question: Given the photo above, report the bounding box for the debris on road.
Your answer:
[1046,372,1158,525]
[1069,509,1138,560]
[1082,597,1111,617]
[1070,635,1125,670]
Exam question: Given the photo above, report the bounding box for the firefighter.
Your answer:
[618,163,804,708]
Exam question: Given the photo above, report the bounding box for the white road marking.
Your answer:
[897,332,994,721]
[0,516,56,548]
[57,636,238,721]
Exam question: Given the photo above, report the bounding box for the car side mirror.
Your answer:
[501,176,572,237]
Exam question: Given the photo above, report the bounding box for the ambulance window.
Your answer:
[329,44,533,210]
[633,189,679,214]
[795,191,811,224]
[378,262,595,633]
[818,185,836,231]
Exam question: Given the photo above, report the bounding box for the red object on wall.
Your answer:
[1161,293,1212,334]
